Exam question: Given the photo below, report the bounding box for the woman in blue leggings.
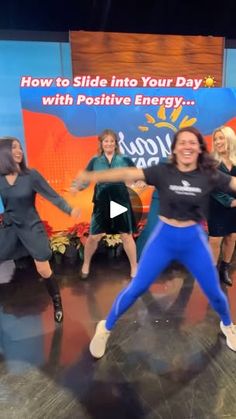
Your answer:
[75,127,236,358]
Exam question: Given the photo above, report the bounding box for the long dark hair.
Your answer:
[97,129,121,155]
[170,127,218,175]
[0,137,28,175]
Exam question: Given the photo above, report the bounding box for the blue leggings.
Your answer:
[106,220,232,329]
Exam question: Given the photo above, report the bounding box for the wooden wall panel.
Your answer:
[70,31,224,86]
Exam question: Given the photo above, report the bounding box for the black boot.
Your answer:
[218,261,233,287]
[44,274,63,322]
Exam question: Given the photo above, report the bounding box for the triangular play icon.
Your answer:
[110,201,128,219]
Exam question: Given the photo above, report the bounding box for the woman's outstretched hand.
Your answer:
[69,186,78,196]
[76,170,91,186]
[69,171,91,195]
[70,208,81,219]
[129,180,147,189]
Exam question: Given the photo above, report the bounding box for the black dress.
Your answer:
[0,169,72,261]
[86,154,136,235]
[208,162,236,236]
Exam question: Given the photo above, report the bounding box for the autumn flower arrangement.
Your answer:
[42,218,147,262]
[102,234,123,248]
[102,219,146,249]
[42,221,69,255]
[49,233,70,255]
[41,220,90,257]
[66,222,90,247]
[65,222,90,260]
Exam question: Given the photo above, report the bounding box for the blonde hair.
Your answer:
[97,129,120,156]
[212,126,236,165]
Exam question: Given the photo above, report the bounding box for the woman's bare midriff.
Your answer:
[159,215,197,227]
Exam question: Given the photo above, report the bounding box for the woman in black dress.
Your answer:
[208,126,236,286]
[0,137,80,322]
[71,129,137,279]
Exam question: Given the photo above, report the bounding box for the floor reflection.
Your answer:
[0,255,236,418]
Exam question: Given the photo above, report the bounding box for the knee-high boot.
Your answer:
[44,274,63,322]
[218,261,233,287]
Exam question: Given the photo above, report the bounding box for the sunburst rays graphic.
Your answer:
[138,105,197,133]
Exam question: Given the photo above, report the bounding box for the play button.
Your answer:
[107,187,144,227]
[110,201,128,219]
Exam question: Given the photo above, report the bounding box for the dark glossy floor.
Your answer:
[1,254,236,419]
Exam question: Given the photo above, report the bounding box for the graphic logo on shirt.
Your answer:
[181,180,190,187]
[169,179,202,196]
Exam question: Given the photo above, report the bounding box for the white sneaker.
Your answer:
[220,321,236,351]
[89,320,111,358]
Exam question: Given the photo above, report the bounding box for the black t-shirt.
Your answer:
[143,162,231,222]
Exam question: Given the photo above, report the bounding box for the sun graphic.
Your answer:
[203,75,215,88]
[138,105,197,133]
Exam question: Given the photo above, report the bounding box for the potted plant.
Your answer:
[102,234,123,258]
[49,233,70,264]
[66,222,90,261]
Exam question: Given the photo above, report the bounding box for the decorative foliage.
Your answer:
[102,234,123,248]
[50,233,70,254]
[45,222,90,262]
[66,222,90,248]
